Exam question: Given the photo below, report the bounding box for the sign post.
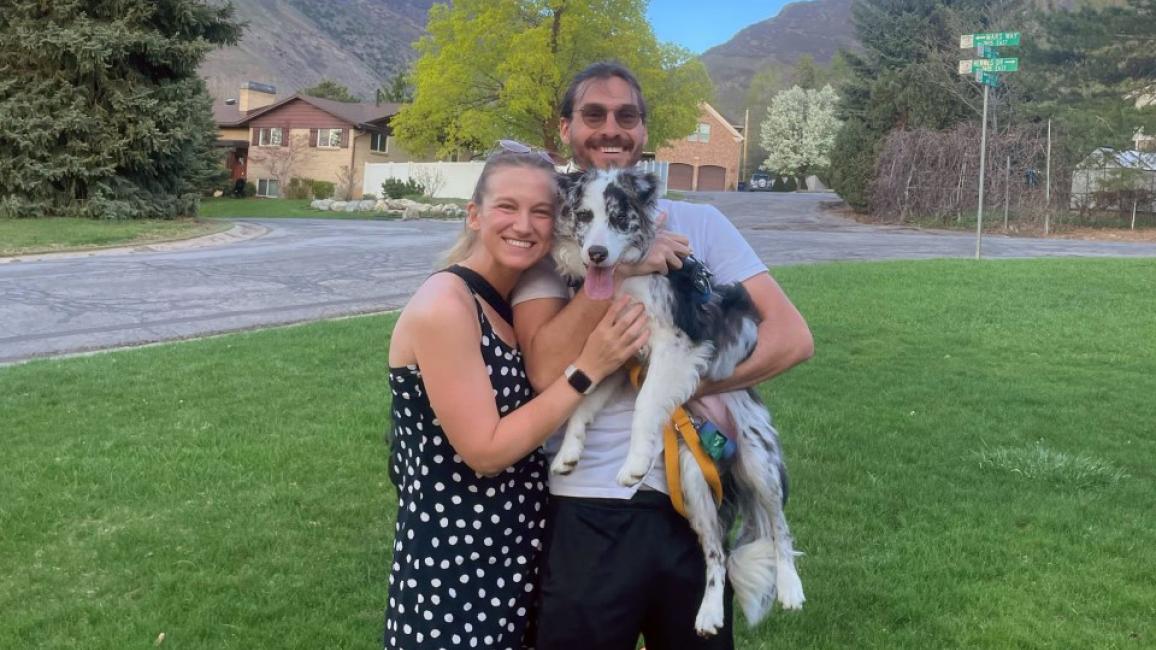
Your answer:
[960,32,1021,259]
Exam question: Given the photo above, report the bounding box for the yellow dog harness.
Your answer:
[626,361,723,517]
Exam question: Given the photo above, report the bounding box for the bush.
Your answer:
[362,193,378,200]
[382,178,425,199]
[285,177,313,200]
[311,180,335,200]
[244,181,256,198]
[829,118,879,211]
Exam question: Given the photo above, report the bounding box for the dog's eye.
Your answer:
[576,209,593,223]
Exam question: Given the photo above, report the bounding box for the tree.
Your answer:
[760,85,842,185]
[379,72,414,104]
[792,55,821,90]
[0,0,241,219]
[301,79,361,103]
[392,0,712,158]
[827,0,1022,210]
[248,132,316,195]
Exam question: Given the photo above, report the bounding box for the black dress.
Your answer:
[385,298,548,650]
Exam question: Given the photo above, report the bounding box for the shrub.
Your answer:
[382,177,425,199]
[362,193,378,200]
[244,181,256,198]
[285,177,313,200]
[311,180,335,200]
[829,117,879,211]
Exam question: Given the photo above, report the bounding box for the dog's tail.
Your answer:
[721,390,805,622]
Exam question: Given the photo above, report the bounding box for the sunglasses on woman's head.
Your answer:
[496,139,556,165]
[576,104,644,129]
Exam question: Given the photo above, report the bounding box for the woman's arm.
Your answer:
[412,290,647,476]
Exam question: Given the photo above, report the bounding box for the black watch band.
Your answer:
[564,364,595,395]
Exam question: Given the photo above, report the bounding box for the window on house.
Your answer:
[318,128,343,148]
[256,178,280,198]
[371,132,389,153]
[687,123,711,143]
[258,127,284,146]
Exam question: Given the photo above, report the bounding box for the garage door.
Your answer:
[668,163,693,191]
[697,165,726,191]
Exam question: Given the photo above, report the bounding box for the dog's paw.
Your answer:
[776,567,805,610]
[615,455,650,486]
[551,442,582,475]
[694,600,725,637]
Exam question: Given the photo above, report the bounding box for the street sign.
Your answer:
[977,45,998,59]
[960,32,1021,48]
[958,58,1019,74]
[974,71,1000,87]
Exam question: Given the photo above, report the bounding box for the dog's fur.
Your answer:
[551,168,804,637]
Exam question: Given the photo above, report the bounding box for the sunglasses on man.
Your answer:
[575,104,644,130]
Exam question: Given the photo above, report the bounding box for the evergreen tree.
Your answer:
[0,0,241,219]
[302,79,362,103]
[829,0,1020,210]
[379,72,414,104]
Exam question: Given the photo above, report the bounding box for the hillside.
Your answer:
[200,0,434,101]
[700,0,859,117]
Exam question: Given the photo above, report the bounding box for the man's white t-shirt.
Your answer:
[511,198,768,499]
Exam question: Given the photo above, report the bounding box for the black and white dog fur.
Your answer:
[551,167,804,637]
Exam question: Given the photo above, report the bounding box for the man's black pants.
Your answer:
[533,491,734,649]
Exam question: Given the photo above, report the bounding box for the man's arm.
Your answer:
[696,272,813,396]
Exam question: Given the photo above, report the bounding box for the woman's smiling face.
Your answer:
[467,166,557,271]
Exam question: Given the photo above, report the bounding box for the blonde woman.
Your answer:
[385,148,649,649]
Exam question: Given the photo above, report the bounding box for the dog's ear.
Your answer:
[622,169,658,208]
[555,170,584,206]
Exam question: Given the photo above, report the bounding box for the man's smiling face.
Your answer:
[560,75,648,171]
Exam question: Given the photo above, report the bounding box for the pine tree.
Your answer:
[302,79,362,103]
[0,0,241,219]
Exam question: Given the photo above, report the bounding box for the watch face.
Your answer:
[567,367,592,394]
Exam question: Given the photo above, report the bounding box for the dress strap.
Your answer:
[442,265,514,325]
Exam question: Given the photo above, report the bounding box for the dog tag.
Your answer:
[681,255,714,305]
[697,420,736,462]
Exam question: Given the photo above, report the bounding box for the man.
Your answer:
[512,61,814,650]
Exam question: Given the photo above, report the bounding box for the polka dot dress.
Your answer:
[385,299,547,650]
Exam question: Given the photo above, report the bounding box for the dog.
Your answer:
[550,167,804,637]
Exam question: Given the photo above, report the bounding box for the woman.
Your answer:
[385,149,649,649]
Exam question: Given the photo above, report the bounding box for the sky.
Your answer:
[646,0,794,54]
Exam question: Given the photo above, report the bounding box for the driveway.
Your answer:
[3,193,1156,364]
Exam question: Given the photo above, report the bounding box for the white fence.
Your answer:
[364,160,671,200]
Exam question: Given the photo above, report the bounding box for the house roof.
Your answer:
[701,103,744,142]
[1085,147,1156,171]
[211,94,403,129]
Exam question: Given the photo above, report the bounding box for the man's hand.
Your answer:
[617,212,690,278]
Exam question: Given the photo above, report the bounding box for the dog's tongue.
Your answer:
[584,266,615,300]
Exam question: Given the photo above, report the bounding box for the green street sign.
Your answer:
[977,45,998,59]
[974,71,1000,87]
[958,58,1019,74]
[960,32,1021,48]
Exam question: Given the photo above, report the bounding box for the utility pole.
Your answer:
[976,83,989,259]
[1045,118,1052,235]
[741,108,750,184]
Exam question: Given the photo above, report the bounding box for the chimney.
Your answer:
[238,81,277,113]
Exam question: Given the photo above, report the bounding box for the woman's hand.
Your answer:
[574,294,650,383]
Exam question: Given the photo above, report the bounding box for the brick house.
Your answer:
[212,82,419,198]
[654,103,744,191]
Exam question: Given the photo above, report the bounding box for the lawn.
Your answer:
[1,258,1153,648]
[198,197,468,220]
[0,218,226,256]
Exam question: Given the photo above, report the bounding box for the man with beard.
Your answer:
[511,61,814,650]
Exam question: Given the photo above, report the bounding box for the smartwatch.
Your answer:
[564,364,596,395]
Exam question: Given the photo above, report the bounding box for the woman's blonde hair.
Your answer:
[439,150,558,267]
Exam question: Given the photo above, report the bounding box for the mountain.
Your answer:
[700,0,859,117]
[200,0,435,102]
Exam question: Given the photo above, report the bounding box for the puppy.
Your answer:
[550,167,804,636]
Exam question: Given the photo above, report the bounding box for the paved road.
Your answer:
[3,192,1156,363]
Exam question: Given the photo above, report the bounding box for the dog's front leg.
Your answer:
[616,338,707,486]
[551,372,626,475]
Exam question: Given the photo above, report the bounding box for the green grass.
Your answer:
[198,197,468,220]
[0,218,226,256]
[2,258,1154,648]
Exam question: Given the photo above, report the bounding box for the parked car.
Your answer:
[747,171,773,191]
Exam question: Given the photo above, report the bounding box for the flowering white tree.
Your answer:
[760,84,841,186]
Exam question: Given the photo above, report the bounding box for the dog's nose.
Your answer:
[587,246,608,264]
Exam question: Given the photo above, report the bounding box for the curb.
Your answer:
[0,221,269,264]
